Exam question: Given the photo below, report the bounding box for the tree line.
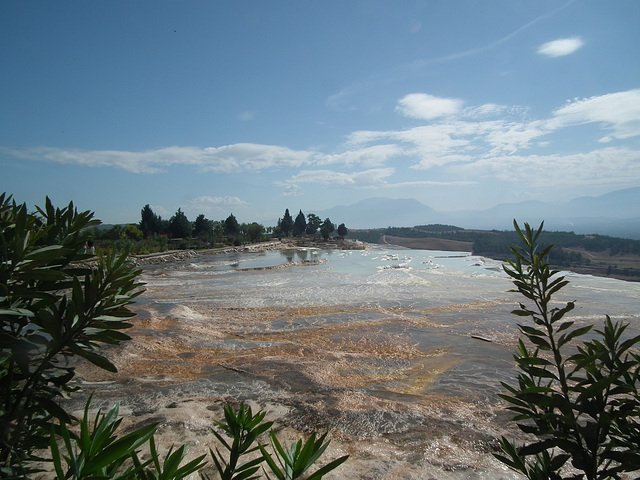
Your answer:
[274,208,347,240]
[89,205,348,253]
[138,204,269,245]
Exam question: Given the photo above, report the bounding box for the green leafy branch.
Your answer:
[51,399,206,480]
[1,194,143,475]
[208,403,348,480]
[496,221,640,480]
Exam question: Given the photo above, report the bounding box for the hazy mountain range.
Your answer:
[317,187,640,239]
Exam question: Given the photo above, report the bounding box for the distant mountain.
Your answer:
[564,187,640,218]
[317,188,640,239]
[318,197,440,229]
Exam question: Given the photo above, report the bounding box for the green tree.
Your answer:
[280,209,293,237]
[104,224,125,240]
[212,219,225,243]
[496,221,640,480]
[193,214,213,239]
[224,213,240,237]
[139,204,161,238]
[305,213,322,235]
[123,224,143,241]
[246,222,265,243]
[0,193,144,476]
[168,208,192,238]
[293,210,307,237]
[337,223,348,239]
[320,218,334,240]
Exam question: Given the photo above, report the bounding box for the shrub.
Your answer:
[0,193,144,477]
[496,221,640,479]
[51,400,206,480]
[208,403,348,480]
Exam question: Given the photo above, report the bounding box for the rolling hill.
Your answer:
[317,188,640,239]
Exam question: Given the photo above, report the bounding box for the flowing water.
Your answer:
[68,247,640,479]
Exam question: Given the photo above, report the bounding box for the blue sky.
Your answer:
[1,1,639,226]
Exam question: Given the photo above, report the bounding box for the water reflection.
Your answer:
[278,248,312,262]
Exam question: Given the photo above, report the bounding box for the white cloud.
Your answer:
[200,144,312,172]
[282,184,304,197]
[456,147,640,188]
[462,103,507,118]
[483,120,548,155]
[352,168,396,186]
[281,170,355,186]
[346,89,640,175]
[186,196,248,209]
[347,119,543,169]
[281,168,395,188]
[410,154,473,171]
[181,196,249,220]
[0,143,314,174]
[348,95,549,170]
[462,103,529,119]
[345,130,390,147]
[4,88,639,208]
[316,144,402,167]
[394,124,472,167]
[550,90,640,140]
[396,93,463,120]
[537,37,584,57]
[347,124,472,170]
[0,146,170,174]
[384,179,476,188]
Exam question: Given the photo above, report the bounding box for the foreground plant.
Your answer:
[259,431,348,480]
[209,403,273,480]
[209,403,348,480]
[0,193,144,476]
[496,221,640,479]
[51,400,206,479]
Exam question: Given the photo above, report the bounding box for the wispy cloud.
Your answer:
[0,146,176,174]
[0,143,314,174]
[347,118,545,169]
[455,147,640,188]
[383,179,476,188]
[316,144,402,167]
[396,94,464,120]
[462,103,530,120]
[199,144,313,172]
[186,195,248,209]
[3,88,639,201]
[537,37,584,57]
[550,90,640,140]
[282,184,304,197]
[334,89,640,193]
[350,89,640,164]
[279,168,395,189]
[182,195,249,218]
